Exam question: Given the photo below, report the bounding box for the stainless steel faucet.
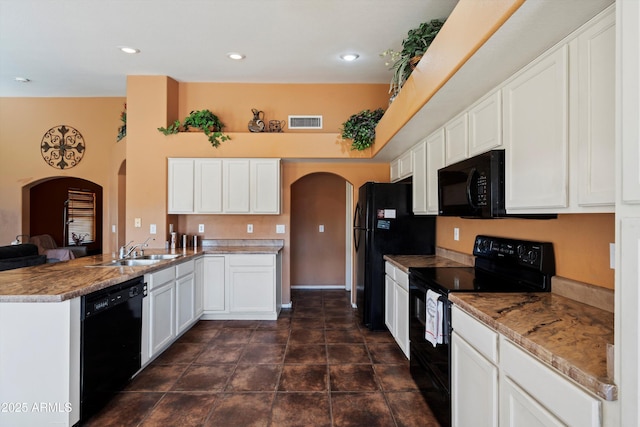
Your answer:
[124,236,155,258]
[118,240,134,259]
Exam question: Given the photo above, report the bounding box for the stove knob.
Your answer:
[528,250,537,264]
[517,244,526,257]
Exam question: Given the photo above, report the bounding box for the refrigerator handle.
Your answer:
[353,203,362,251]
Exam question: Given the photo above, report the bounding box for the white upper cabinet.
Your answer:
[412,140,428,214]
[168,158,281,215]
[195,159,223,213]
[574,7,615,208]
[167,159,195,213]
[390,150,413,183]
[426,129,446,215]
[251,159,281,214]
[468,90,502,157]
[223,159,251,213]
[445,112,469,165]
[503,45,569,212]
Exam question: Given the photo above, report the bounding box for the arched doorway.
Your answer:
[28,177,103,255]
[291,172,350,289]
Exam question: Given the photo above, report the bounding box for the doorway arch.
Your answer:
[27,177,103,255]
[291,172,352,290]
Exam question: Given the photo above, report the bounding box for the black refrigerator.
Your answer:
[354,182,436,330]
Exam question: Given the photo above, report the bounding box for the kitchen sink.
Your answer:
[89,259,161,267]
[134,254,182,260]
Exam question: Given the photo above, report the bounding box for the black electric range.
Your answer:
[408,235,555,427]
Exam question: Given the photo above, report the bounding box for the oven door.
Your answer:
[409,279,452,427]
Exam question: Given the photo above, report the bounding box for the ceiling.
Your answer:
[0,0,458,97]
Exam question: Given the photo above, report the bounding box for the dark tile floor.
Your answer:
[84,289,441,427]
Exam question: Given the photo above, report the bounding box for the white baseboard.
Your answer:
[291,285,347,290]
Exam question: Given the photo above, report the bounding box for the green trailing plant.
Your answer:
[340,108,385,151]
[158,109,231,148]
[116,103,126,141]
[380,19,446,94]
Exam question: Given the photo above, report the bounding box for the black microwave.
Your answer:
[438,150,506,218]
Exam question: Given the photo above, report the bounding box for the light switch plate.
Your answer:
[276,224,285,234]
[150,224,156,234]
[454,227,460,241]
[247,224,253,233]
[135,218,141,228]
[319,225,324,233]
[198,224,205,233]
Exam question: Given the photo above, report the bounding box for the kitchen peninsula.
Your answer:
[0,240,283,427]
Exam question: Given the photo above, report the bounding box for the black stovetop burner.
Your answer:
[410,235,555,294]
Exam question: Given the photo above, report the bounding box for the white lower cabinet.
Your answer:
[451,306,499,427]
[202,253,281,320]
[194,257,204,317]
[175,260,196,335]
[145,259,198,363]
[451,305,605,427]
[148,270,176,359]
[384,262,410,358]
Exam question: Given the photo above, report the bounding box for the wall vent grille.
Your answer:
[288,115,323,129]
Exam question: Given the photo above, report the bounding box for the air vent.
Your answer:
[288,115,323,130]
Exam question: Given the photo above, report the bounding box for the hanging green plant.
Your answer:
[116,103,126,141]
[340,108,385,151]
[380,19,446,95]
[158,109,231,148]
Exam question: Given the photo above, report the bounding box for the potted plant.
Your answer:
[380,19,446,96]
[116,104,126,141]
[340,108,385,151]
[158,109,231,148]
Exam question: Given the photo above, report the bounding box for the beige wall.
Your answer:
[437,214,615,289]
[0,97,125,250]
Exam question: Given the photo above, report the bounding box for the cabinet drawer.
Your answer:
[395,270,408,291]
[385,262,395,278]
[147,267,175,290]
[227,254,274,267]
[500,337,601,427]
[452,305,498,363]
[176,260,194,278]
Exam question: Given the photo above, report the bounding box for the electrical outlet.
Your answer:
[112,224,116,233]
[319,225,325,233]
[276,224,285,234]
[135,218,141,228]
[198,224,205,233]
[247,224,253,233]
[454,227,460,241]
[150,224,156,234]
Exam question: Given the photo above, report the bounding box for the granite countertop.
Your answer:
[450,293,616,401]
[0,239,283,303]
[383,254,469,273]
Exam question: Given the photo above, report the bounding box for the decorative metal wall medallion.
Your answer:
[40,125,85,169]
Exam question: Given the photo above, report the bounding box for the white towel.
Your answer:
[425,289,443,347]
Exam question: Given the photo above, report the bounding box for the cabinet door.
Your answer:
[426,129,446,215]
[412,141,428,214]
[445,113,468,165]
[398,150,413,180]
[469,90,502,156]
[228,255,275,313]
[149,282,176,357]
[390,159,400,182]
[194,257,204,317]
[500,377,564,427]
[576,10,615,207]
[384,274,396,335]
[167,158,194,214]
[223,159,251,213]
[452,331,498,427]
[175,272,195,335]
[203,256,226,312]
[504,46,569,211]
[395,284,410,359]
[251,159,280,214]
[195,159,223,213]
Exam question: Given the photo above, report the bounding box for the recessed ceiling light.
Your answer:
[15,77,31,83]
[227,52,246,60]
[119,46,140,54]
[340,53,360,62]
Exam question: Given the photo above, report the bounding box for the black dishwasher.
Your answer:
[80,276,146,421]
